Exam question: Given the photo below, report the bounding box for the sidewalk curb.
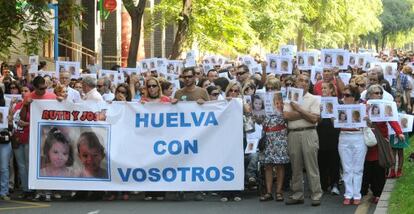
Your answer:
[373,178,396,214]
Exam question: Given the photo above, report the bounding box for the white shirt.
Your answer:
[83,88,104,101]
[102,92,115,102]
[67,86,81,103]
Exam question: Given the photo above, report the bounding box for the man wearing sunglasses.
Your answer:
[174,67,209,103]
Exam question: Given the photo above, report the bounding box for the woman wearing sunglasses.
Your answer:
[141,77,170,103]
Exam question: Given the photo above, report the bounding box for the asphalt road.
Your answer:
[0,190,377,214]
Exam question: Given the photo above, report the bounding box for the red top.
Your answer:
[140,96,171,103]
[313,79,340,96]
[12,102,29,144]
[365,121,402,161]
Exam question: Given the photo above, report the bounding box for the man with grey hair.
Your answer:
[82,76,103,101]
[360,66,393,101]
[59,70,81,102]
[97,77,114,101]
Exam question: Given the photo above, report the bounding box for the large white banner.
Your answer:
[29,100,244,191]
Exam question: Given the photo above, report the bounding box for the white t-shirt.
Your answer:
[360,89,394,101]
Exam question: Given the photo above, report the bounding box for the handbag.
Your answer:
[0,129,11,144]
[372,124,395,168]
[363,127,377,147]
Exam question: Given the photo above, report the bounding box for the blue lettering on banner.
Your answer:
[117,166,234,183]
[154,140,198,155]
[135,112,218,128]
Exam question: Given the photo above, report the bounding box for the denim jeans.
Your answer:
[13,144,29,192]
[245,153,258,181]
[0,143,12,196]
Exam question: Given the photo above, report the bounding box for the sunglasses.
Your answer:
[211,93,220,96]
[373,91,383,95]
[195,72,201,75]
[343,93,352,98]
[147,84,158,88]
[356,83,365,88]
[236,71,247,76]
[38,87,47,90]
[266,87,275,91]
[183,75,194,79]
[229,89,239,93]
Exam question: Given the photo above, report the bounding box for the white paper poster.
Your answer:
[321,97,338,119]
[367,99,399,122]
[333,104,367,128]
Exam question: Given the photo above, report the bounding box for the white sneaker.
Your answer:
[331,186,340,195]
[53,193,62,199]
[45,194,52,202]
[143,196,152,201]
[234,196,242,202]
[33,193,42,201]
[220,197,228,202]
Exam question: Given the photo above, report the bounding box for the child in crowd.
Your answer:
[389,94,409,178]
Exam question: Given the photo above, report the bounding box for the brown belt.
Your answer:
[288,126,316,132]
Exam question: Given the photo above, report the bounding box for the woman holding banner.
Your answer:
[361,84,404,204]
[337,85,366,205]
[317,82,341,196]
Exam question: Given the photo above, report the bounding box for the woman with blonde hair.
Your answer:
[141,77,170,103]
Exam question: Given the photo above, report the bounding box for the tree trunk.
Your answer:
[296,28,304,51]
[381,34,387,51]
[170,0,192,60]
[125,0,146,68]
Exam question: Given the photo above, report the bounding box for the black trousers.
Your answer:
[318,149,340,191]
[361,160,386,197]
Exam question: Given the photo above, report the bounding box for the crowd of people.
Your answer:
[0,49,412,207]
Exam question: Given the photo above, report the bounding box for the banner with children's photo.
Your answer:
[29,100,244,191]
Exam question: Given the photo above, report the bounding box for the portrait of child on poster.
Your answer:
[333,104,367,128]
[367,100,398,122]
[321,97,338,118]
[285,87,303,104]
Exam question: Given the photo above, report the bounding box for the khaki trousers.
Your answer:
[288,129,323,201]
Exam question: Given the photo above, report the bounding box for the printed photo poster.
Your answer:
[356,54,366,68]
[139,58,156,73]
[367,99,399,122]
[29,55,39,73]
[333,50,350,70]
[119,67,141,78]
[266,54,278,74]
[321,97,338,118]
[155,58,168,74]
[99,70,123,85]
[333,104,367,128]
[251,92,266,119]
[264,92,275,115]
[56,61,81,79]
[399,113,414,133]
[280,45,297,56]
[311,66,324,84]
[166,60,183,77]
[297,52,318,70]
[80,74,97,80]
[241,55,257,74]
[338,72,352,85]
[285,87,304,104]
[362,55,375,71]
[250,62,263,74]
[381,63,398,85]
[37,71,57,79]
[276,56,293,75]
[320,49,336,68]
[245,138,259,154]
[184,50,197,68]
[0,107,8,128]
[4,94,23,107]
[349,53,358,67]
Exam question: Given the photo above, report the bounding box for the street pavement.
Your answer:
[0,190,378,214]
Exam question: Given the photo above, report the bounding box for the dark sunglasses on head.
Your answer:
[147,84,158,88]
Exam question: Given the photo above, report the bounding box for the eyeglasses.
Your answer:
[356,83,365,88]
[183,75,194,79]
[147,84,158,88]
[229,89,239,93]
[343,93,352,98]
[373,91,383,95]
[211,93,220,96]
